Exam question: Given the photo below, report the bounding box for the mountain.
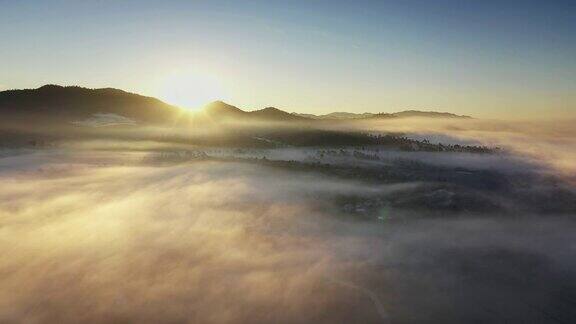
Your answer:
[291,113,320,119]
[201,101,308,122]
[375,110,471,119]
[0,84,185,125]
[203,100,248,120]
[249,107,308,121]
[293,110,471,120]
[0,85,471,128]
[293,112,375,119]
[324,112,376,119]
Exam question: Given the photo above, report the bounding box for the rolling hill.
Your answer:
[0,85,186,125]
[0,85,471,128]
[202,101,307,122]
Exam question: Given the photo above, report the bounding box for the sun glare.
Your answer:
[158,69,228,110]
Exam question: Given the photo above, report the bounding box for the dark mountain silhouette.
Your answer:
[202,100,248,120]
[205,103,470,122]
[0,85,471,128]
[204,100,245,116]
[249,107,308,121]
[0,84,185,125]
[202,101,307,122]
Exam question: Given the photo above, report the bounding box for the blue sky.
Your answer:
[1,0,575,117]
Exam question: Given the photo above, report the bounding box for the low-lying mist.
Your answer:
[1,146,576,323]
[1,117,576,323]
[348,117,576,176]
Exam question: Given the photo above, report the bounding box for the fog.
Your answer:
[349,117,576,176]
[1,116,576,323]
[0,156,395,323]
[1,143,576,323]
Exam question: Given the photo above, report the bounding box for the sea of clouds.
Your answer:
[1,118,575,323]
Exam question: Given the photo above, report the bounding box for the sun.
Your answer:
[158,69,228,110]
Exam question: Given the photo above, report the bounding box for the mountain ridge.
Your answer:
[0,85,472,125]
[293,110,471,120]
[0,84,184,125]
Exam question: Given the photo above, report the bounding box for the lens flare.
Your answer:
[158,69,228,110]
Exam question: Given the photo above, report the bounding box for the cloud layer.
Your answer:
[1,147,575,323]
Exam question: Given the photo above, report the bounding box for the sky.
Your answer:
[1,0,575,117]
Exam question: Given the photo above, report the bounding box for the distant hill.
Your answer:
[325,112,376,119]
[0,85,471,128]
[293,112,375,120]
[375,110,471,119]
[202,101,307,122]
[202,100,248,120]
[250,107,308,121]
[0,85,185,125]
[204,102,471,122]
[293,110,470,120]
